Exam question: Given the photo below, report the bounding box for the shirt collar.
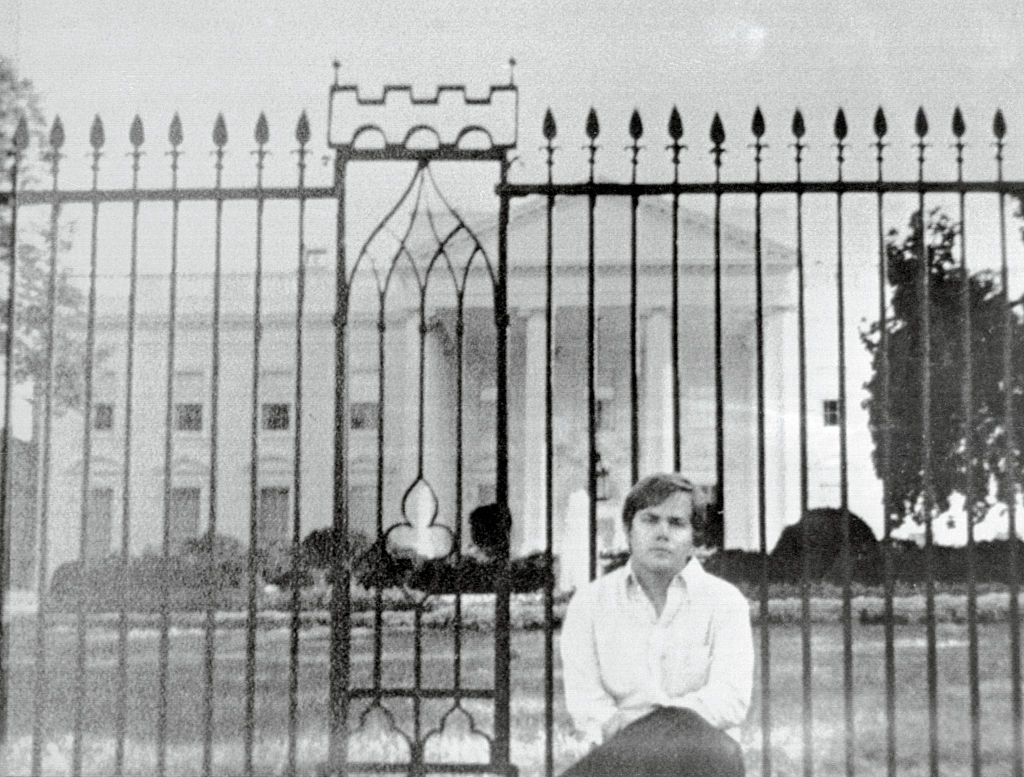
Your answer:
[625,555,704,590]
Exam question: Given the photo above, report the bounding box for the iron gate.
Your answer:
[1,69,1024,777]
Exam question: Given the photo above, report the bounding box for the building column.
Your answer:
[642,308,673,477]
[520,308,548,555]
[764,305,800,552]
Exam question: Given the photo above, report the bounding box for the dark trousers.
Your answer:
[560,706,744,777]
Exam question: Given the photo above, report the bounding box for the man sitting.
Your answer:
[559,472,753,777]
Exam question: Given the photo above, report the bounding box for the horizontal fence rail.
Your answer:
[0,100,1023,777]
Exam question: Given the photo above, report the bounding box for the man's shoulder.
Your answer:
[568,564,628,605]
[694,562,749,606]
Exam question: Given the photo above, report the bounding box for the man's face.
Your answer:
[627,490,694,578]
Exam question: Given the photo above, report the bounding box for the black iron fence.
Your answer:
[1,78,1024,777]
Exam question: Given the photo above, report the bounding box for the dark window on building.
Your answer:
[175,403,203,432]
[823,399,840,427]
[262,402,290,431]
[93,403,114,431]
[351,401,379,431]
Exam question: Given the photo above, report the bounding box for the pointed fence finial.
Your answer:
[49,116,65,151]
[90,115,105,150]
[508,56,517,86]
[915,107,929,138]
[873,107,888,139]
[333,59,341,86]
[542,108,557,141]
[833,109,848,141]
[952,107,966,139]
[791,109,806,139]
[130,115,145,148]
[213,114,227,148]
[585,108,600,140]
[255,112,269,145]
[169,113,184,147]
[993,108,1007,140]
[668,106,683,142]
[751,107,765,139]
[710,113,726,147]
[629,109,644,141]
[296,111,311,145]
[12,115,29,153]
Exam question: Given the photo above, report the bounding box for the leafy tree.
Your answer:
[1,55,88,413]
[861,207,1024,530]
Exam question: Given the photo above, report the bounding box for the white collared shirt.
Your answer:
[559,557,754,744]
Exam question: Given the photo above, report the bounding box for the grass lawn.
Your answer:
[5,616,1023,776]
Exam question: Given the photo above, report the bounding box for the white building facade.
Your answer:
[30,193,881,587]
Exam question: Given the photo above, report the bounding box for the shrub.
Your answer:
[770,507,881,583]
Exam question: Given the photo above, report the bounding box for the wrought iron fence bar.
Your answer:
[373,306,386,693]
[348,688,496,699]
[752,117,772,777]
[913,118,941,777]
[543,130,556,777]
[954,119,982,777]
[287,135,307,777]
[114,122,144,777]
[244,123,269,777]
[9,186,335,205]
[328,148,352,776]
[711,118,726,555]
[585,122,598,583]
[500,180,1024,196]
[834,120,856,777]
[31,128,62,777]
[628,120,640,483]
[453,298,466,697]
[793,120,814,777]
[997,126,1024,777]
[873,120,898,777]
[344,760,511,774]
[72,128,103,777]
[156,126,182,777]
[202,130,226,777]
[0,141,21,754]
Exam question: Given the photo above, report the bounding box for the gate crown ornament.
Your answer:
[328,82,518,151]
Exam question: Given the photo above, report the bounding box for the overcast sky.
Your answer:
[4,0,1023,184]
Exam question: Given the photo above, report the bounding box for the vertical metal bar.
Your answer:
[493,153,513,771]
[327,147,352,776]
[995,113,1024,777]
[873,109,897,777]
[750,110,771,777]
[373,304,386,694]
[543,115,557,777]
[628,113,641,483]
[72,118,104,777]
[157,117,182,777]
[953,110,981,777]
[31,118,62,777]
[585,111,598,581]
[202,116,226,777]
[833,112,855,777]
[710,116,725,547]
[114,118,144,777]
[914,111,940,777]
[453,297,465,695]
[287,114,310,777]
[0,122,24,752]
[244,117,269,777]
[791,111,813,777]
[668,109,683,473]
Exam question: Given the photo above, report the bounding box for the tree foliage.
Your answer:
[1,55,88,411]
[861,208,1024,528]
